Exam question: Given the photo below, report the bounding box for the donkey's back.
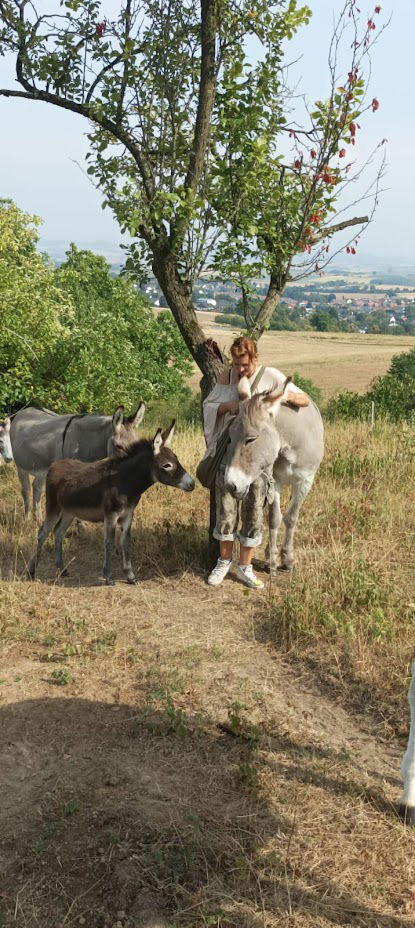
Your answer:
[273,399,324,484]
[11,406,114,474]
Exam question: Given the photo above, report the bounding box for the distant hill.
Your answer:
[329,253,415,273]
[37,238,415,277]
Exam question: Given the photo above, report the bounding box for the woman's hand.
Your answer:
[218,400,239,416]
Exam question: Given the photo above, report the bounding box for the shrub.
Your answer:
[291,371,322,406]
[326,347,415,422]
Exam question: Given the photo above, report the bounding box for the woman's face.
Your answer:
[232,351,257,380]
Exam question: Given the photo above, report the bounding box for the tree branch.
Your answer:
[311,214,369,244]
[249,268,287,340]
[170,0,217,249]
[0,84,156,207]
[85,54,125,104]
[116,0,132,125]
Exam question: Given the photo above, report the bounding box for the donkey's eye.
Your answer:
[245,437,256,445]
[162,462,174,470]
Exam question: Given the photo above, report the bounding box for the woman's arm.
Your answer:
[217,400,239,416]
[285,391,310,407]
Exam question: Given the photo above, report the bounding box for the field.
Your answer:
[1,419,415,928]
[189,316,415,399]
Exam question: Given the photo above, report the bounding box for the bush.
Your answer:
[326,347,415,422]
[0,214,193,414]
[214,313,244,328]
[325,390,369,421]
[291,372,322,406]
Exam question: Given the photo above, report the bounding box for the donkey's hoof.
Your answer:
[398,804,415,826]
[126,576,137,585]
[278,561,294,572]
[263,563,278,576]
[59,568,69,578]
[104,578,115,587]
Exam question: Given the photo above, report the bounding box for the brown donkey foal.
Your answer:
[28,409,195,585]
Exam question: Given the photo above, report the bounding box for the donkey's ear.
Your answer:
[112,405,124,434]
[262,377,292,415]
[152,428,163,455]
[3,416,10,431]
[161,419,175,447]
[127,402,145,428]
[238,376,251,400]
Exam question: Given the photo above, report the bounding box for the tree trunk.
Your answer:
[152,246,223,569]
[250,278,283,340]
[152,247,225,388]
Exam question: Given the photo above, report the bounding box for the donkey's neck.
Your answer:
[115,440,155,495]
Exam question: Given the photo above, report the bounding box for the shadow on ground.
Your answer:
[0,696,411,928]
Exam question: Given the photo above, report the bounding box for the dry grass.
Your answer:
[188,318,415,399]
[1,420,415,928]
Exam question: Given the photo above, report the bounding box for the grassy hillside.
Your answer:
[1,420,415,926]
[187,318,415,399]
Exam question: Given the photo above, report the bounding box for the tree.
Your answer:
[49,245,193,412]
[0,202,192,412]
[0,199,71,409]
[0,1,385,390]
[311,309,338,332]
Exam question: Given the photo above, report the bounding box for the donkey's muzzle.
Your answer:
[224,465,251,500]
[180,473,195,492]
[225,481,249,501]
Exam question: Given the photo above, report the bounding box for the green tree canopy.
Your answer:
[0,1,385,389]
[0,202,192,413]
[50,244,193,411]
[0,199,72,409]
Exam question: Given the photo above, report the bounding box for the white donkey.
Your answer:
[399,661,415,825]
[224,376,324,572]
[0,417,13,464]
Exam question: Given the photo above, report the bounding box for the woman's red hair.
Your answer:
[230,336,258,361]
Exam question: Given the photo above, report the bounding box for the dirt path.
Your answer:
[1,569,414,928]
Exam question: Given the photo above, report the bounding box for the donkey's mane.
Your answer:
[244,392,271,425]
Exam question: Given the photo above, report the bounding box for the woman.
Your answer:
[202,336,308,590]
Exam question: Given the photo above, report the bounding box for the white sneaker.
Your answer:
[207,558,232,586]
[235,564,264,590]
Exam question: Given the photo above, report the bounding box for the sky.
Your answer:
[0,1,412,260]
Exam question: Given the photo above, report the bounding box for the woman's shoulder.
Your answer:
[263,365,286,380]
[217,368,231,385]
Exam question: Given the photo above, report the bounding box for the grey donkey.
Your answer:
[11,402,145,522]
[0,417,13,464]
[224,375,324,572]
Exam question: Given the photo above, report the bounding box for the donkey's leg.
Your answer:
[265,487,282,575]
[103,514,118,585]
[27,510,61,578]
[399,661,415,825]
[54,513,75,576]
[17,467,31,518]
[32,473,46,525]
[280,471,315,571]
[119,510,136,584]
